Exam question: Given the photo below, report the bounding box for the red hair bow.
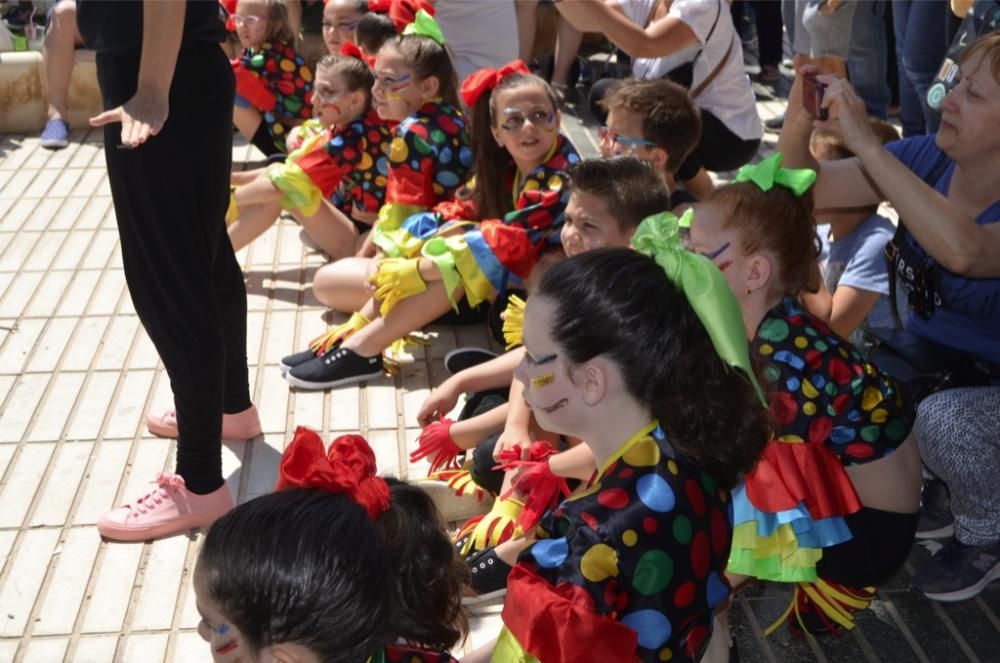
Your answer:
[368,0,435,32]
[275,427,391,520]
[461,59,531,109]
[340,41,375,67]
[220,0,238,32]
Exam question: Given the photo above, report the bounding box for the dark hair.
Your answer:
[258,0,298,45]
[470,73,558,220]
[317,54,376,110]
[810,117,899,161]
[707,181,819,298]
[198,489,389,662]
[198,482,468,661]
[356,12,396,55]
[382,34,462,109]
[380,479,469,649]
[601,78,702,173]
[566,156,671,234]
[536,249,768,489]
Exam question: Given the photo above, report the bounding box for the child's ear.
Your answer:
[746,253,773,295]
[650,146,669,172]
[575,360,608,407]
[352,89,367,110]
[417,74,441,100]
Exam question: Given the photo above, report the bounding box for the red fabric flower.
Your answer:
[275,427,390,520]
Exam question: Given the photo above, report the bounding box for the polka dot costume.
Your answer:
[372,99,472,256]
[728,297,914,583]
[268,110,392,217]
[232,41,314,153]
[499,422,732,663]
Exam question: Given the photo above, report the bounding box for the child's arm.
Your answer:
[494,380,533,462]
[547,442,598,481]
[417,352,520,425]
[827,286,881,338]
[450,404,508,448]
[800,259,833,322]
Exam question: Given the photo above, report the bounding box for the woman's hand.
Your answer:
[815,77,882,159]
[417,379,461,426]
[90,84,169,148]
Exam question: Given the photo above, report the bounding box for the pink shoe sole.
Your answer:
[97,478,234,542]
[146,405,262,439]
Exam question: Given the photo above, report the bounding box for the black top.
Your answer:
[77,0,227,53]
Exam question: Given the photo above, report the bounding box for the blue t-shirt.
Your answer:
[885,135,1000,364]
[817,214,903,346]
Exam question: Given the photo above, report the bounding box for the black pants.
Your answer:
[816,507,919,588]
[97,43,251,494]
[588,79,761,183]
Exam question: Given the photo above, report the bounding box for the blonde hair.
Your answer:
[239,0,297,45]
[960,31,1000,85]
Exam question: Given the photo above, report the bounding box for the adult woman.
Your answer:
[777,33,1000,602]
[555,0,761,199]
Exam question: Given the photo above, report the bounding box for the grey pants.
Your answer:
[916,386,1000,546]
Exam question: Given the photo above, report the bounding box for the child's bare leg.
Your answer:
[291,202,359,260]
[233,106,263,141]
[451,404,509,448]
[312,257,374,311]
[342,282,457,357]
[229,201,283,252]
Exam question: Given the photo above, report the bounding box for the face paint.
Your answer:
[498,107,557,133]
[387,73,412,94]
[702,242,733,271]
[530,372,555,388]
[216,641,239,656]
[217,624,230,635]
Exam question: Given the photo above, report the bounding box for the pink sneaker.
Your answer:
[146,405,262,439]
[97,473,234,542]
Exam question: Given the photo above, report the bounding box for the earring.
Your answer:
[745,287,752,295]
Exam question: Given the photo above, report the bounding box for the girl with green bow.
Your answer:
[463,215,769,663]
[688,153,922,636]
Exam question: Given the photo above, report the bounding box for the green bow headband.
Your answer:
[631,210,766,405]
[733,152,816,197]
[402,9,445,45]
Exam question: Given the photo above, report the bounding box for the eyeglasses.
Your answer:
[322,19,360,33]
[232,14,267,28]
[498,109,556,132]
[598,126,656,154]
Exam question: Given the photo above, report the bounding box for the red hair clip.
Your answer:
[340,41,375,67]
[461,59,532,109]
[275,427,390,520]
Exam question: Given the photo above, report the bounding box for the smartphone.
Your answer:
[802,73,828,120]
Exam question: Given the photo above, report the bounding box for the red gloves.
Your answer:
[498,441,570,534]
[409,417,462,474]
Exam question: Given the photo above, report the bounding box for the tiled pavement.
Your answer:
[2,79,1000,663]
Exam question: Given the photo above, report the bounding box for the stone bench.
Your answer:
[0,49,102,134]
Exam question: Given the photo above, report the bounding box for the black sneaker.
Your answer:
[915,478,954,539]
[463,547,511,605]
[911,538,1000,602]
[279,347,324,375]
[444,347,499,375]
[284,347,384,390]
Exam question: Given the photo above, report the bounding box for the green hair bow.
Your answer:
[631,210,766,405]
[733,152,816,197]
[402,9,445,45]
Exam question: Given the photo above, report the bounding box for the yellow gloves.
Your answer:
[369,258,427,316]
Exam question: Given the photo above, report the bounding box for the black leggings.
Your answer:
[97,43,251,494]
[816,507,919,588]
[588,78,761,182]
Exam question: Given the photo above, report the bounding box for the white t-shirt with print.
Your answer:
[619,0,762,141]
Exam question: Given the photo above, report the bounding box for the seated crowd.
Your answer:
[55,0,999,660]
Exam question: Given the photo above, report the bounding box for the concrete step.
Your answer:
[0,49,102,134]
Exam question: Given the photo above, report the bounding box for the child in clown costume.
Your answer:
[230,0,314,159]
[227,53,392,259]
[281,56,580,392]
[461,215,769,663]
[688,154,922,635]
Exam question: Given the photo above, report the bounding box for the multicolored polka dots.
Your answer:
[753,298,913,467]
[509,424,731,662]
[233,41,314,153]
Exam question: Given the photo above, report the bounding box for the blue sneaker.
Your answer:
[40,119,70,150]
